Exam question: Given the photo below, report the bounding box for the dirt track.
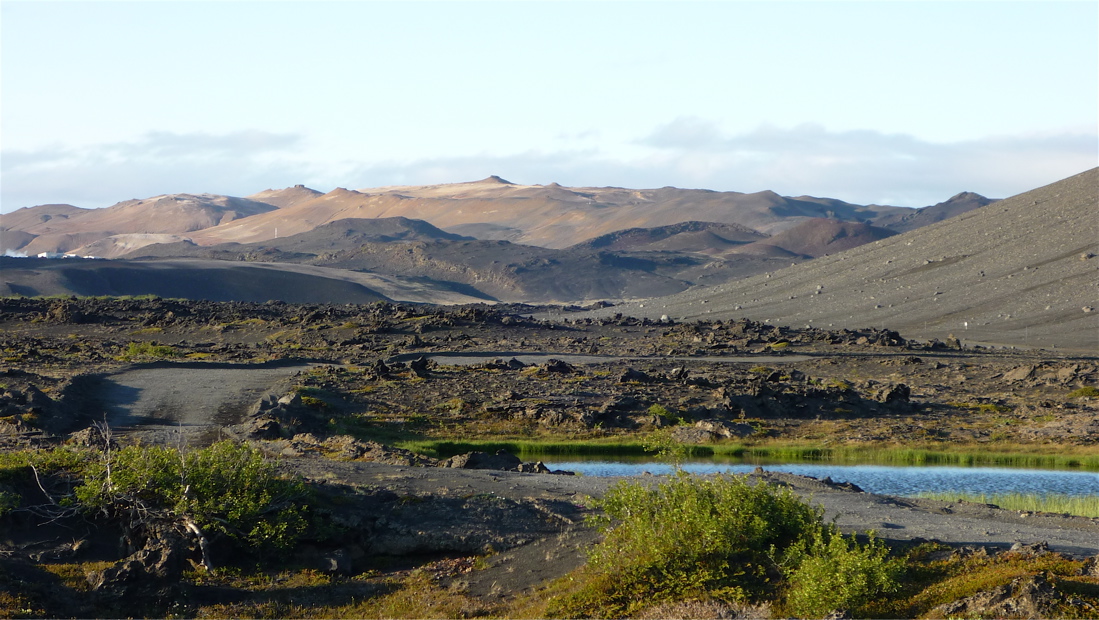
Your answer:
[100,361,312,445]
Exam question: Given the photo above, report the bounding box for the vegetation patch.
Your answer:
[76,441,309,554]
[1068,386,1099,399]
[918,491,1099,518]
[118,341,180,360]
[546,473,900,618]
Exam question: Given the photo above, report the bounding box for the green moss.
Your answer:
[1068,386,1099,399]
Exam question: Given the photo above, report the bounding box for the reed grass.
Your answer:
[916,492,1099,518]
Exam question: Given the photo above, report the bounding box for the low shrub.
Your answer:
[119,341,179,360]
[75,442,308,554]
[784,531,901,617]
[549,473,902,618]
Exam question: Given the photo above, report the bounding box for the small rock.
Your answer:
[619,368,654,383]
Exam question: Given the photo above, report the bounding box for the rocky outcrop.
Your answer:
[672,419,757,443]
[86,520,195,600]
[439,449,565,474]
[930,572,1064,619]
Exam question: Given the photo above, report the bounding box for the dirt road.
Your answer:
[100,361,312,445]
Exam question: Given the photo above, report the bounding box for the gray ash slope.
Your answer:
[586,168,1099,352]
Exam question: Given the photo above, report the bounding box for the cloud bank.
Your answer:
[3,123,1095,212]
[1,130,314,210]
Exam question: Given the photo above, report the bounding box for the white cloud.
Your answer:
[1,130,315,210]
[636,120,1098,204]
[3,123,1095,212]
[345,122,1097,206]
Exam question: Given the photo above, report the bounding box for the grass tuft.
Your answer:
[917,491,1099,518]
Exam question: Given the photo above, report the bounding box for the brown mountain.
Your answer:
[5,179,983,261]
[130,217,714,303]
[246,184,324,209]
[184,177,911,250]
[590,168,1099,351]
[569,221,767,253]
[1,204,89,254]
[4,179,1002,305]
[4,194,277,257]
[724,219,897,258]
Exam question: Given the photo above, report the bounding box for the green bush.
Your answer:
[646,403,670,418]
[555,473,822,617]
[76,442,307,554]
[550,473,902,618]
[120,341,179,360]
[784,531,901,618]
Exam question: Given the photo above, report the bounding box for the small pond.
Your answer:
[540,460,1099,498]
[386,351,810,365]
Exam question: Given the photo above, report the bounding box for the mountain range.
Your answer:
[2,178,992,303]
[3,169,1094,349]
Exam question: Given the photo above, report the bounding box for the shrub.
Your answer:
[784,531,901,618]
[550,473,904,618]
[647,404,670,418]
[0,489,20,517]
[555,473,822,617]
[119,341,179,360]
[75,442,307,554]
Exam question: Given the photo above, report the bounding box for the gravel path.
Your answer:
[101,361,312,445]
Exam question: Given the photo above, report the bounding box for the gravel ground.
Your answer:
[100,361,312,445]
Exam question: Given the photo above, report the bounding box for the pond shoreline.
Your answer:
[403,438,1099,471]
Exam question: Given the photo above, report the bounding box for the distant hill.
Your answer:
[183,177,912,249]
[3,194,277,257]
[130,218,718,303]
[1,204,89,254]
[589,168,1099,351]
[0,256,500,305]
[724,219,897,258]
[5,178,988,261]
[0,257,389,304]
[569,221,767,253]
[246,184,325,209]
[873,191,995,233]
[3,178,1007,305]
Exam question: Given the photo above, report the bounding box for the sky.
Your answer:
[2,1,1097,213]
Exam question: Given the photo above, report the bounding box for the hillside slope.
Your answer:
[587,168,1099,351]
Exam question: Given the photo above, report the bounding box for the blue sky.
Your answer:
[2,1,1096,212]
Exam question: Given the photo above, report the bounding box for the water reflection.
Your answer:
[541,460,1099,497]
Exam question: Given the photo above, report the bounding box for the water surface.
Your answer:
[541,460,1099,498]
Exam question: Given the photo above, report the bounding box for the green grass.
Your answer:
[118,340,179,360]
[917,492,1099,518]
[1068,386,1099,399]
